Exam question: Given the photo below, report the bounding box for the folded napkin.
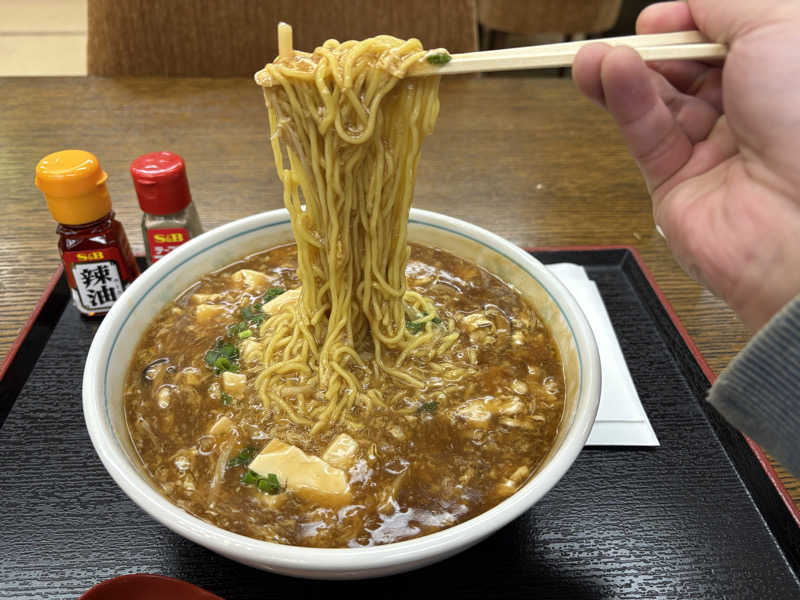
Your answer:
[547,263,659,447]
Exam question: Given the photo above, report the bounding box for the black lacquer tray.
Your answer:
[1,248,798,599]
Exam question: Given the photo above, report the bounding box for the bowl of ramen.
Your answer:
[82,32,600,579]
[83,207,600,578]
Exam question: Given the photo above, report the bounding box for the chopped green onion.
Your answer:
[221,392,233,406]
[219,342,238,359]
[240,304,260,321]
[426,51,451,65]
[241,469,282,495]
[228,446,257,467]
[204,342,220,365]
[206,338,240,374]
[257,473,281,495]
[404,309,442,334]
[238,329,253,339]
[227,321,248,337]
[241,303,266,326]
[213,356,238,374]
[241,470,259,485]
[419,401,439,413]
[204,348,221,366]
[406,320,425,334]
[263,287,286,303]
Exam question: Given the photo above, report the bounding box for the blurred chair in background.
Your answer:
[477,0,623,49]
[87,0,477,76]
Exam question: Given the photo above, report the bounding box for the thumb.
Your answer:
[687,0,799,43]
[575,44,693,196]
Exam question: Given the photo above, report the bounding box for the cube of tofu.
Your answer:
[222,372,247,398]
[248,439,351,507]
[454,397,498,427]
[322,433,358,470]
[179,367,203,386]
[499,417,536,429]
[262,287,301,316]
[231,269,269,291]
[209,415,234,436]
[462,312,494,332]
[239,339,264,364]
[189,293,221,305]
[255,489,288,510]
[499,397,525,416]
[495,465,530,497]
[195,303,227,324]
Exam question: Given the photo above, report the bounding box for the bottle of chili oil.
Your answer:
[36,149,140,316]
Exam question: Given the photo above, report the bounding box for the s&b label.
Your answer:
[63,248,127,315]
[147,227,190,262]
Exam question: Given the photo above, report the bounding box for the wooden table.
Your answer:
[1,75,797,509]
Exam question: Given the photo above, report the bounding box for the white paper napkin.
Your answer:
[547,263,659,446]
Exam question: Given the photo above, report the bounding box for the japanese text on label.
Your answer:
[72,261,125,311]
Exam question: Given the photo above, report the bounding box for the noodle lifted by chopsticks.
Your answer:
[255,35,454,433]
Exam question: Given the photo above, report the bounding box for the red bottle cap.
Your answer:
[130,151,192,215]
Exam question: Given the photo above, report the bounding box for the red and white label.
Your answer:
[147,227,190,262]
[63,248,127,314]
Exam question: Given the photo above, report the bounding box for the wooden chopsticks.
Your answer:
[413,31,727,76]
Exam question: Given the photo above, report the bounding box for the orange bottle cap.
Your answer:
[36,150,112,225]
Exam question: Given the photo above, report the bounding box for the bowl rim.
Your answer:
[83,207,600,574]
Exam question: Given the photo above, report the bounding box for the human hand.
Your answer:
[572,0,800,331]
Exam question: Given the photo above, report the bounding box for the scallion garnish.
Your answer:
[205,339,239,374]
[241,470,259,485]
[238,329,253,339]
[426,51,451,65]
[262,287,286,303]
[240,304,265,324]
[227,321,248,337]
[257,473,281,495]
[204,349,220,366]
[419,401,439,413]
[214,356,237,374]
[406,320,425,334]
[405,310,442,334]
[228,446,257,467]
[241,469,282,495]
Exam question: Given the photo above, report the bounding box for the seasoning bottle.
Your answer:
[130,151,203,265]
[36,149,140,317]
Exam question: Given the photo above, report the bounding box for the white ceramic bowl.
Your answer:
[83,208,600,579]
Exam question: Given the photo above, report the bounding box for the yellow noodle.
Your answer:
[255,36,448,430]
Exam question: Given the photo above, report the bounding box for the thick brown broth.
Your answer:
[124,243,565,547]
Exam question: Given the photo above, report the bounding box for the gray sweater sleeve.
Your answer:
[708,294,800,477]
